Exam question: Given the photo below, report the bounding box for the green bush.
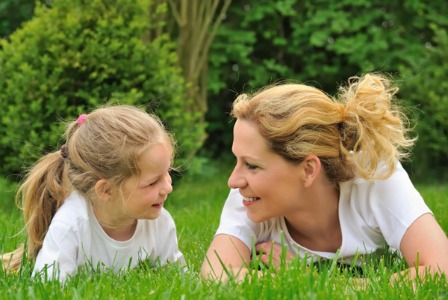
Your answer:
[0,0,204,178]
[400,25,448,181]
[0,0,35,38]
[206,0,448,179]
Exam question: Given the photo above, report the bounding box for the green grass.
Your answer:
[0,162,447,299]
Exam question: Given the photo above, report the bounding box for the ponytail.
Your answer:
[1,150,68,272]
[338,73,416,179]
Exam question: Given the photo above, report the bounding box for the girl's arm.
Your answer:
[392,213,448,282]
[201,234,251,282]
[33,223,79,282]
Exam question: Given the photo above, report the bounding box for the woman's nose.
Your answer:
[227,166,246,189]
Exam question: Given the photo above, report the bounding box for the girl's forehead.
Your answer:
[140,140,173,156]
[138,143,173,168]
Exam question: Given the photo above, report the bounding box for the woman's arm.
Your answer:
[392,213,448,282]
[201,234,251,282]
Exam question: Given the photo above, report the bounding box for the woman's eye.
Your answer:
[245,163,258,170]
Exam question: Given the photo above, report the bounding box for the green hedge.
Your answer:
[0,0,204,178]
[399,25,448,180]
[206,0,448,180]
[0,0,34,38]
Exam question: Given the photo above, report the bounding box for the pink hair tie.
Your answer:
[77,114,87,126]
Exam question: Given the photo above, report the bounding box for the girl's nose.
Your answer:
[161,173,173,195]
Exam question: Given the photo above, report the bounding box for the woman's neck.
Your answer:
[285,182,342,252]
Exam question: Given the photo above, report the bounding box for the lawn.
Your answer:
[0,160,447,299]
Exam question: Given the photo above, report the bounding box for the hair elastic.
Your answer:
[77,114,87,125]
[61,144,68,159]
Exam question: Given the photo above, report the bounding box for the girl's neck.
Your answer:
[92,206,137,241]
[100,220,138,241]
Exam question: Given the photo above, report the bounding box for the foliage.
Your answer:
[399,25,448,180]
[206,0,448,180]
[1,0,447,180]
[0,0,35,38]
[0,0,204,178]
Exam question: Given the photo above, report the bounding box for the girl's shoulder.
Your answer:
[139,207,177,228]
[159,207,176,224]
[51,191,90,226]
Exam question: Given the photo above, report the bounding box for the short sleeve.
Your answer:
[366,163,432,250]
[33,221,79,281]
[215,189,259,249]
[155,209,185,267]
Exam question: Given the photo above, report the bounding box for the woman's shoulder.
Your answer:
[340,161,428,217]
[350,161,415,194]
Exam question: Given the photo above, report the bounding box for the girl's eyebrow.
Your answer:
[137,173,158,184]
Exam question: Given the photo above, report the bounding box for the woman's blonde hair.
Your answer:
[231,73,415,182]
[1,105,173,271]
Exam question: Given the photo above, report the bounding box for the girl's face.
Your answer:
[120,143,173,220]
[228,119,305,223]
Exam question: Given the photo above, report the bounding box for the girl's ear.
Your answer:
[95,179,112,202]
[302,155,322,188]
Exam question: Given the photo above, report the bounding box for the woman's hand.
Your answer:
[255,241,296,271]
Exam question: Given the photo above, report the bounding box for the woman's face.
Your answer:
[228,119,305,223]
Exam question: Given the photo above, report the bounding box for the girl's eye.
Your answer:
[245,163,258,170]
[147,179,158,187]
[146,171,170,187]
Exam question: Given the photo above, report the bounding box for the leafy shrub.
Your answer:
[0,0,35,38]
[0,0,204,178]
[206,0,448,179]
[400,25,448,181]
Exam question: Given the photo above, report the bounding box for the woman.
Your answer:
[201,73,448,283]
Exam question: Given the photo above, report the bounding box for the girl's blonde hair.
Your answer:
[1,105,173,271]
[231,73,415,182]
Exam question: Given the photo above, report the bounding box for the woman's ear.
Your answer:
[95,179,112,202]
[302,155,322,188]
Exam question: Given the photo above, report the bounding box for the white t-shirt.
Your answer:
[216,162,432,263]
[33,191,185,281]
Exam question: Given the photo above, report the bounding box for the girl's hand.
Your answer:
[255,241,295,270]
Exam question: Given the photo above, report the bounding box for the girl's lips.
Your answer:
[152,197,167,208]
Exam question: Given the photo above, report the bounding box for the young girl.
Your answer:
[1,105,184,281]
[202,73,448,283]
